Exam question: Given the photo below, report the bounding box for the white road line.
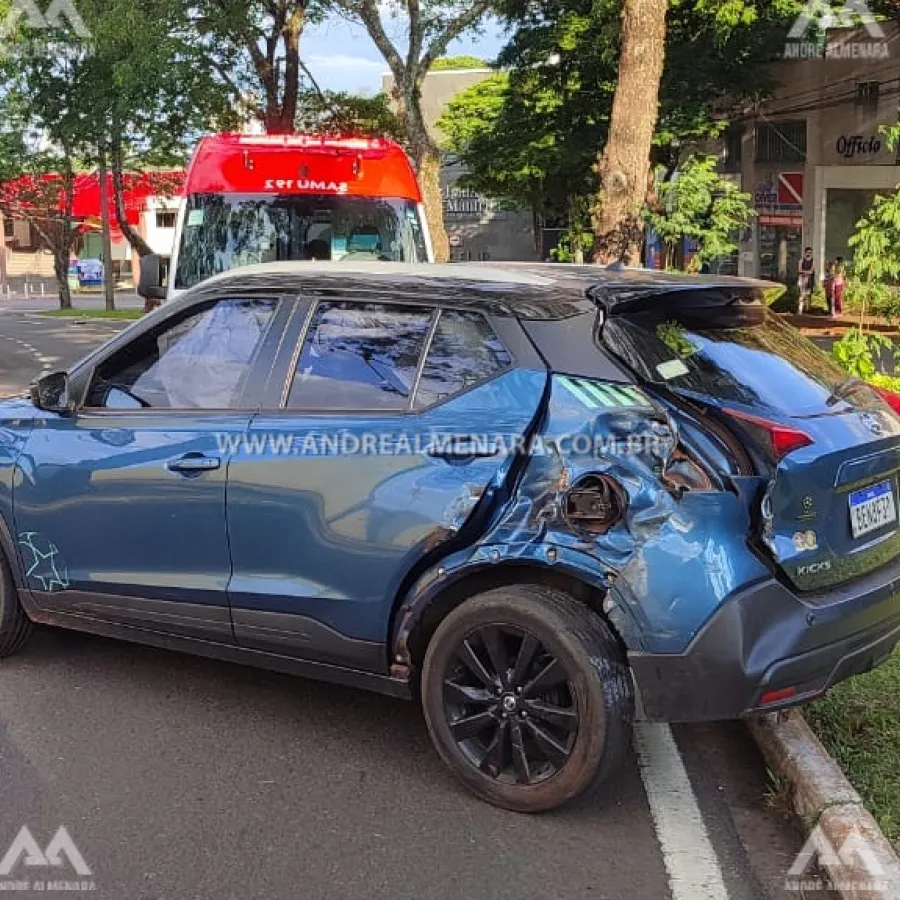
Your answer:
[634,722,730,900]
[0,332,53,375]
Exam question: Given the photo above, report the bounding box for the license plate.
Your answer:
[849,480,898,539]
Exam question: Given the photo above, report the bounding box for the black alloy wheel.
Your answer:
[421,585,634,812]
[443,623,578,786]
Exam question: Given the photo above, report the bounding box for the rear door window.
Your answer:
[414,310,512,409]
[287,301,432,411]
[602,300,852,414]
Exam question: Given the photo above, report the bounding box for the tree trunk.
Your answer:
[57,170,76,310]
[111,131,154,257]
[531,205,542,259]
[664,242,675,270]
[255,1,306,133]
[52,248,72,310]
[280,5,304,132]
[403,105,448,262]
[593,0,668,265]
[416,142,449,263]
[98,143,116,311]
[390,85,449,262]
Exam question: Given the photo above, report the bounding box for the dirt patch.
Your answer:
[779,312,900,339]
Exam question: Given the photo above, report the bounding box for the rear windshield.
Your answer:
[601,298,851,414]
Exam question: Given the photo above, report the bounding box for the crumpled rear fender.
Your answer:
[392,375,769,666]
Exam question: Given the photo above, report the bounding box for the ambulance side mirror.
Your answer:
[138,254,166,301]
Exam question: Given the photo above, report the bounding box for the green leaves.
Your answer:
[439,71,593,223]
[430,55,488,69]
[846,124,900,289]
[831,328,896,382]
[0,0,236,173]
[295,91,403,140]
[849,190,900,286]
[191,0,326,132]
[0,0,238,302]
[643,154,755,266]
[443,0,799,244]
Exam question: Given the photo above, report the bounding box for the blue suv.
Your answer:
[2,262,900,812]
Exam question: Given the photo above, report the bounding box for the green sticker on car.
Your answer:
[557,376,652,409]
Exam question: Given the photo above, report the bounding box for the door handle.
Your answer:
[167,453,221,474]
[427,448,500,464]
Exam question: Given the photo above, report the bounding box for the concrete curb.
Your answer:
[749,710,900,899]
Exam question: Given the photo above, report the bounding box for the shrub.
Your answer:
[843,279,900,322]
[831,328,900,386]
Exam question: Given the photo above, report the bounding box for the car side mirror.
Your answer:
[137,253,167,301]
[30,371,72,415]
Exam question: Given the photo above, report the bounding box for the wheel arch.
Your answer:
[0,512,23,588]
[390,561,632,679]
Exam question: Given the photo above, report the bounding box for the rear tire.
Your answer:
[0,550,33,658]
[421,585,634,812]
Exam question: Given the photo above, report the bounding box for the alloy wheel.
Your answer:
[442,624,579,786]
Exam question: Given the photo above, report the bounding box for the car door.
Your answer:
[226,297,548,672]
[13,295,286,640]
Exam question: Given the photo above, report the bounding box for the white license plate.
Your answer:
[849,481,898,539]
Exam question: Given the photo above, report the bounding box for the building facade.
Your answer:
[723,23,900,281]
[398,35,900,272]
[0,179,180,289]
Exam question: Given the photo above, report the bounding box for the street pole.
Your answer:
[98,140,116,311]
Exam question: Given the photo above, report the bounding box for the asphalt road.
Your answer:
[0,308,820,900]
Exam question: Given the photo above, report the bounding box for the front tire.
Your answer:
[421,585,634,812]
[0,550,33,658]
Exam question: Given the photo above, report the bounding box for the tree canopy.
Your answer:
[441,0,804,252]
[294,90,403,139]
[190,0,327,133]
[0,0,235,304]
[643,154,755,269]
[430,54,489,69]
[332,0,496,260]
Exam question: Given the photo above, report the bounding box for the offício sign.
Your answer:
[836,134,883,158]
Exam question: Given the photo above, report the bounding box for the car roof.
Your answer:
[186,261,778,321]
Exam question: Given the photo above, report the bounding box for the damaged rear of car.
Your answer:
[401,273,900,811]
[592,283,900,722]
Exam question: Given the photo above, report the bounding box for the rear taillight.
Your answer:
[723,408,813,462]
[875,387,900,416]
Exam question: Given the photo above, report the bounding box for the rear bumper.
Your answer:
[629,553,900,722]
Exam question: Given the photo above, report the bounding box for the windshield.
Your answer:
[602,299,855,415]
[174,193,428,290]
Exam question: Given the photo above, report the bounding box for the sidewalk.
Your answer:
[0,291,144,312]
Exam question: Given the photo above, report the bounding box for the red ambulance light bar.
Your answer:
[234,134,393,152]
[184,133,422,202]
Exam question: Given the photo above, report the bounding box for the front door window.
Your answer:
[86,298,277,410]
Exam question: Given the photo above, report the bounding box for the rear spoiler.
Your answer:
[588,277,786,319]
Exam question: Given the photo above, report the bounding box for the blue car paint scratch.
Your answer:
[18,532,70,592]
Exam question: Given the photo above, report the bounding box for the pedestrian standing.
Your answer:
[798,247,815,314]
[824,259,834,313]
[833,256,846,317]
